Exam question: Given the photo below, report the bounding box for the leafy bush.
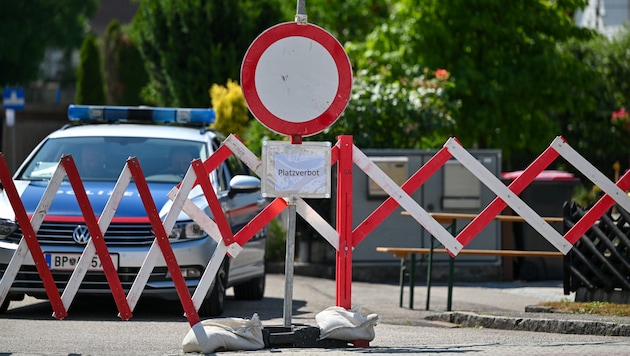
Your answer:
[315,67,460,149]
[209,79,250,139]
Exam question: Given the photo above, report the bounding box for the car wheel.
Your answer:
[199,258,228,317]
[0,298,9,313]
[233,273,266,301]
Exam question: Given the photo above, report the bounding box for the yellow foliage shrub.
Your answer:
[209,79,249,138]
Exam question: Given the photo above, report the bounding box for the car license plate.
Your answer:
[45,253,119,271]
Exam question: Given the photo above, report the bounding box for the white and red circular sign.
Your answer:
[241,22,352,137]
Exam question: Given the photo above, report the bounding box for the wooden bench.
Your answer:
[377,212,565,311]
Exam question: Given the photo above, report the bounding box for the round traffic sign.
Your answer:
[241,22,352,137]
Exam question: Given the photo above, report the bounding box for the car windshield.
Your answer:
[18,136,208,183]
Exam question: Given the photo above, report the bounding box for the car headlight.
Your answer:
[0,219,17,240]
[168,221,206,241]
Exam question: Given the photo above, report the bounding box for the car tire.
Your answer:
[0,298,9,313]
[233,273,266,301]
[199,258,229,317]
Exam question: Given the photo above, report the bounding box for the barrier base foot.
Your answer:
[263,324,349,349]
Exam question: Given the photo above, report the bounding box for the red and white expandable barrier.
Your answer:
[1,134,629,324]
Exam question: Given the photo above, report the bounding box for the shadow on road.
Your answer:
[2,294,308,322]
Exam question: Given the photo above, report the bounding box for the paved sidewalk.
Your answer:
[262,273,630,337]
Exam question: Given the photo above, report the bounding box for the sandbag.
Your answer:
[182,313,265,353]
[316,306,379,341]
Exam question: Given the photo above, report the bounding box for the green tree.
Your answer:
[75,33,106,105]
[0,0,98,85]
[306,0,391,45]
[555,31,630,178]
[346,0,596,160]
[130,0,290,108]
[103,20,149,106]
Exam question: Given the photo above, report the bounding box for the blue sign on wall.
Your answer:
[3,87,25,111]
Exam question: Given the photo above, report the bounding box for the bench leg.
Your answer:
[398,258,405,308]
[447,256,454,311]
[399,254,417,309]
[446,220,457,311]
[409,253,416,310]
[426,237,434,310]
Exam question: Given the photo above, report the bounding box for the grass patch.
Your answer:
[540,300,630,317]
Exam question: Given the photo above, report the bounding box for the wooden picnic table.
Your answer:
[377,211,565,311]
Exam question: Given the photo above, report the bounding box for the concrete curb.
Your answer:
[425,311,630,336]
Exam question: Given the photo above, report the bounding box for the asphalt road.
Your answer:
[2,273,630,355]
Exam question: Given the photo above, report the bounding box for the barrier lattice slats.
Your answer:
[564,167,630,245]
[0,136,281,325]
[4,131,630,325]
[446,138,571,254]
[60,166,130,309]
[352,146,452,247]
[0,154,67,319]
[166,137,284,312]
[221,135,364,307]
[126,138,282,324]
[219,135,339,250]
[353,135,630,259]
[126,157,200,325]
[352,146,460,253]
[454,136,630,252]
[455,144,561,248]
[218,134,630,308]
[0,154,132,319]
[64,155,133,319]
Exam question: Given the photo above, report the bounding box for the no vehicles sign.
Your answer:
[241,22,352,137]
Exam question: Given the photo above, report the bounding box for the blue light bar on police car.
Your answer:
[67,105,216,125]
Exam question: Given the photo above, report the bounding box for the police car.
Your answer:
[0,105,268,316]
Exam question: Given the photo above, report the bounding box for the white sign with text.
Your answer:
[262,141,331,198]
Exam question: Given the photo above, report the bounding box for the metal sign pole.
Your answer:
[243,0,351,328]
[5,109,16,172]
[283,194,298,327]
[295,0,307,24]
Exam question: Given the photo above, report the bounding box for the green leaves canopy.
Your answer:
[131,0,289,107]
[0,0,98,85]
[555,33,630,175]
[345,0,596,157]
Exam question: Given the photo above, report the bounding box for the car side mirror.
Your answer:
[228,175,261,197]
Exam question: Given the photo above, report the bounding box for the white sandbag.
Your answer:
[182,313,265,353]
[316,306,379,341]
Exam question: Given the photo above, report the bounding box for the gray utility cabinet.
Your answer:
[339,149,503,269]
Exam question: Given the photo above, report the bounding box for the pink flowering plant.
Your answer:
[611,107,630,131]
